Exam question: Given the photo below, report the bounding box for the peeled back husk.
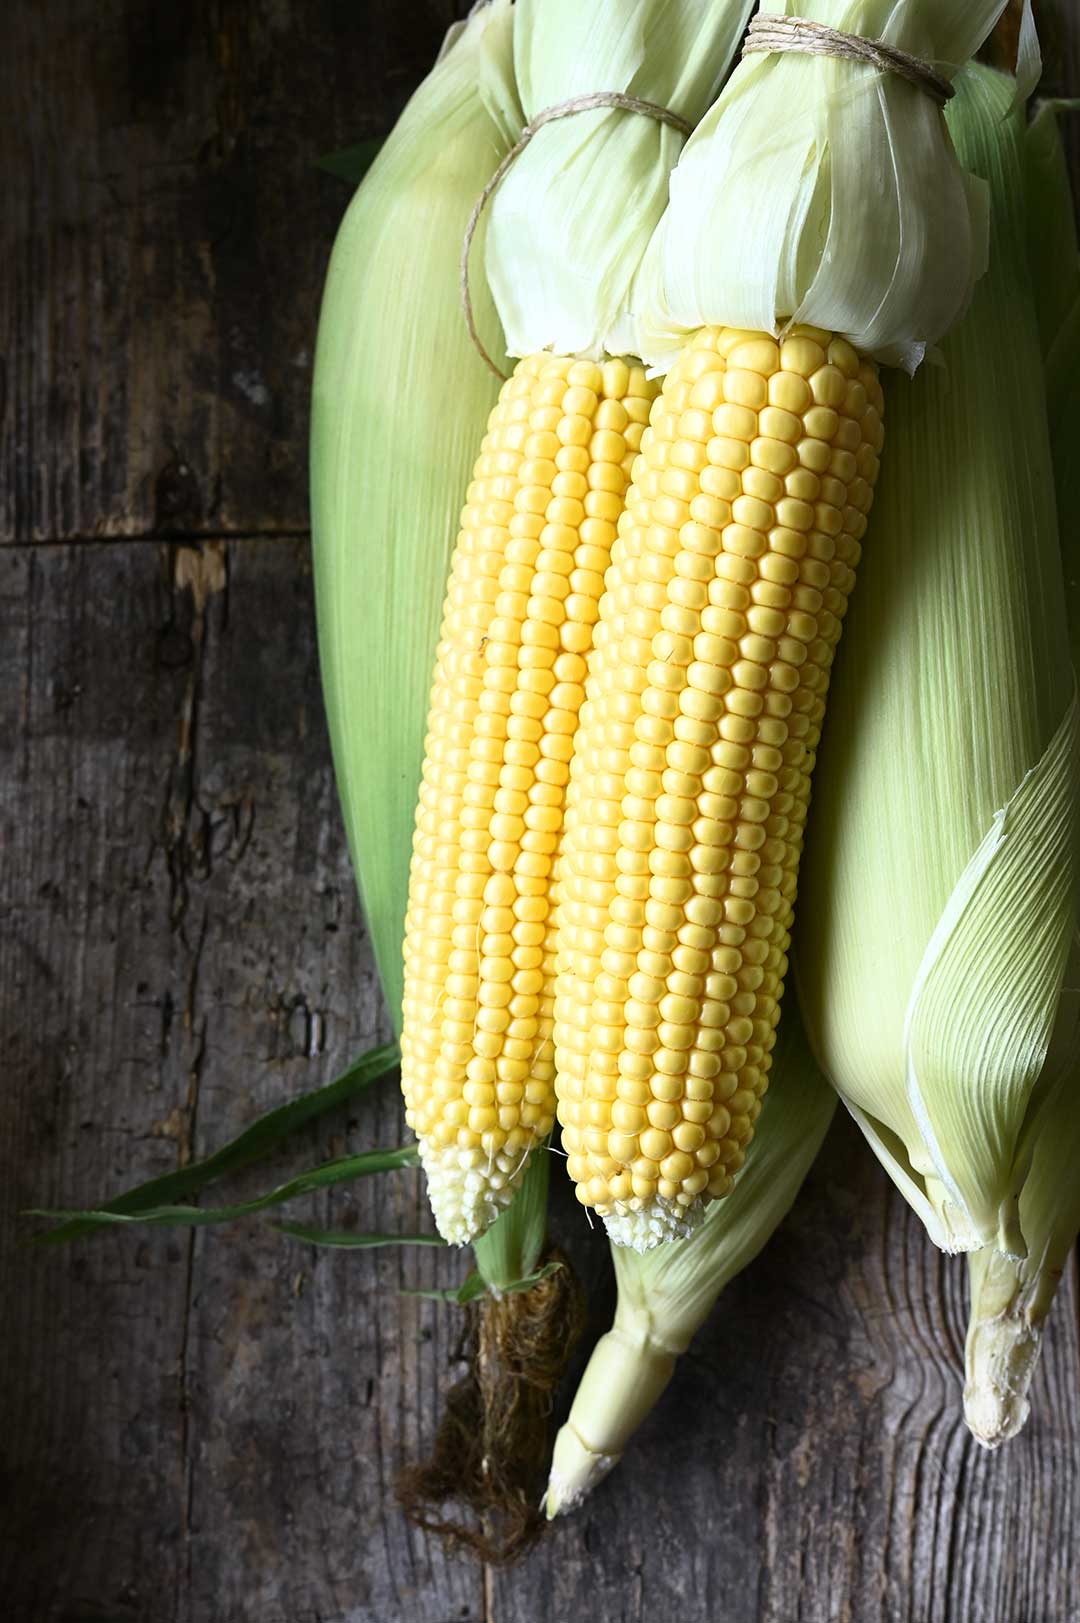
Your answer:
[310,2,521,1026]
[795,64,1079,1260]
[964,97,1080,1448]
[631,0,1036,371]
[545,1001,835,1516]
[486,0,755,360]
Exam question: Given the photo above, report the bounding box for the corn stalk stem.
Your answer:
[545,1311,683,1517]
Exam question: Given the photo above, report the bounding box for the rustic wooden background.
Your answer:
[3,4,1079,1621]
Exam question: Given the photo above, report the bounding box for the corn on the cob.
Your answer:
[549,5,1011,1248]
[554,325,881,1248]
[401,355,659,1243]
[399,0,758,1243]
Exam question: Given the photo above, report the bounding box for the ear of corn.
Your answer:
[309,2,522,1028]
[631,0,1023,371]
[795,64,1079,1259]
[401,353,661,1243]
[545,997,835,1515]
[400,0,757,1244]
[554,324,882,1250]
[964,95,1080,1447]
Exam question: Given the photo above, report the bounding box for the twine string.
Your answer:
[742,13,955,107]
[461,92,692,381]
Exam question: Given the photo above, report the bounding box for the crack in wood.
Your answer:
[159,543,226,937]
[0,530,312,550]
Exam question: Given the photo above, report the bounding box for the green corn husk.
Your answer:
[632,0,1036,371]
[310,1,521,1027]
[795,64,1080,1260]
[544,1004,835,1516]
[308,0,536,1298]
[964,959,1080,1443]
[964,98,1080,1448]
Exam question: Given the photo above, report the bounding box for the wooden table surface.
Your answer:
[3,4,1079,1621]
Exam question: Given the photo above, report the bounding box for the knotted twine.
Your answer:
[742,12,955,106]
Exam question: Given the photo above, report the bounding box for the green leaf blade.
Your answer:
[315,138,384,185]
[276,1222,444,1250]
[30,1140,417,1240]
[32,1041,400,1245]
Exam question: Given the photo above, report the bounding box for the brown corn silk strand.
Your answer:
[396,1250,587,1563]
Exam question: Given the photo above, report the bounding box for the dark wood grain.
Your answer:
[0,540,481,1622]
[520,1130,1080,1623]
[2,3,1080,1622]
[0,0,468,544]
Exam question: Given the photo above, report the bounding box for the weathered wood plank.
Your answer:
[4,1,1080,1619]
[0,0,471,544]
[0,540,481,1622]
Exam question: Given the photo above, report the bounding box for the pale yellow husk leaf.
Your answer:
[545,1003,835,1515]
[631,1,1036,371]
[964,935,1080,1445]
[486,0,754,359]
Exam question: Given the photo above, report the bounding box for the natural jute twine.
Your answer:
[461,91,692,381]
[742,13,955,107]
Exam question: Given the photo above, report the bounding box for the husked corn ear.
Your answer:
[554,325,883,1250]
[402,353,660,1244]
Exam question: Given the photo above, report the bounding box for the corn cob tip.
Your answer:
[602,1194,706,1253]
[544,1421,621,1519]
[963,1313,1040,1449]
[418,1140,531,1246]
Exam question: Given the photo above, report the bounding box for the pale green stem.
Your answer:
[545,1308,684,1516]
[964,1244,1064,1447]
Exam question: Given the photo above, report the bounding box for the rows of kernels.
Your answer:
[554,325,883,1247]
[401,353,659,1243]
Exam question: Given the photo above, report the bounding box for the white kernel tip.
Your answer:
[602,1194,706,1252]
[417,1140,533,1245]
